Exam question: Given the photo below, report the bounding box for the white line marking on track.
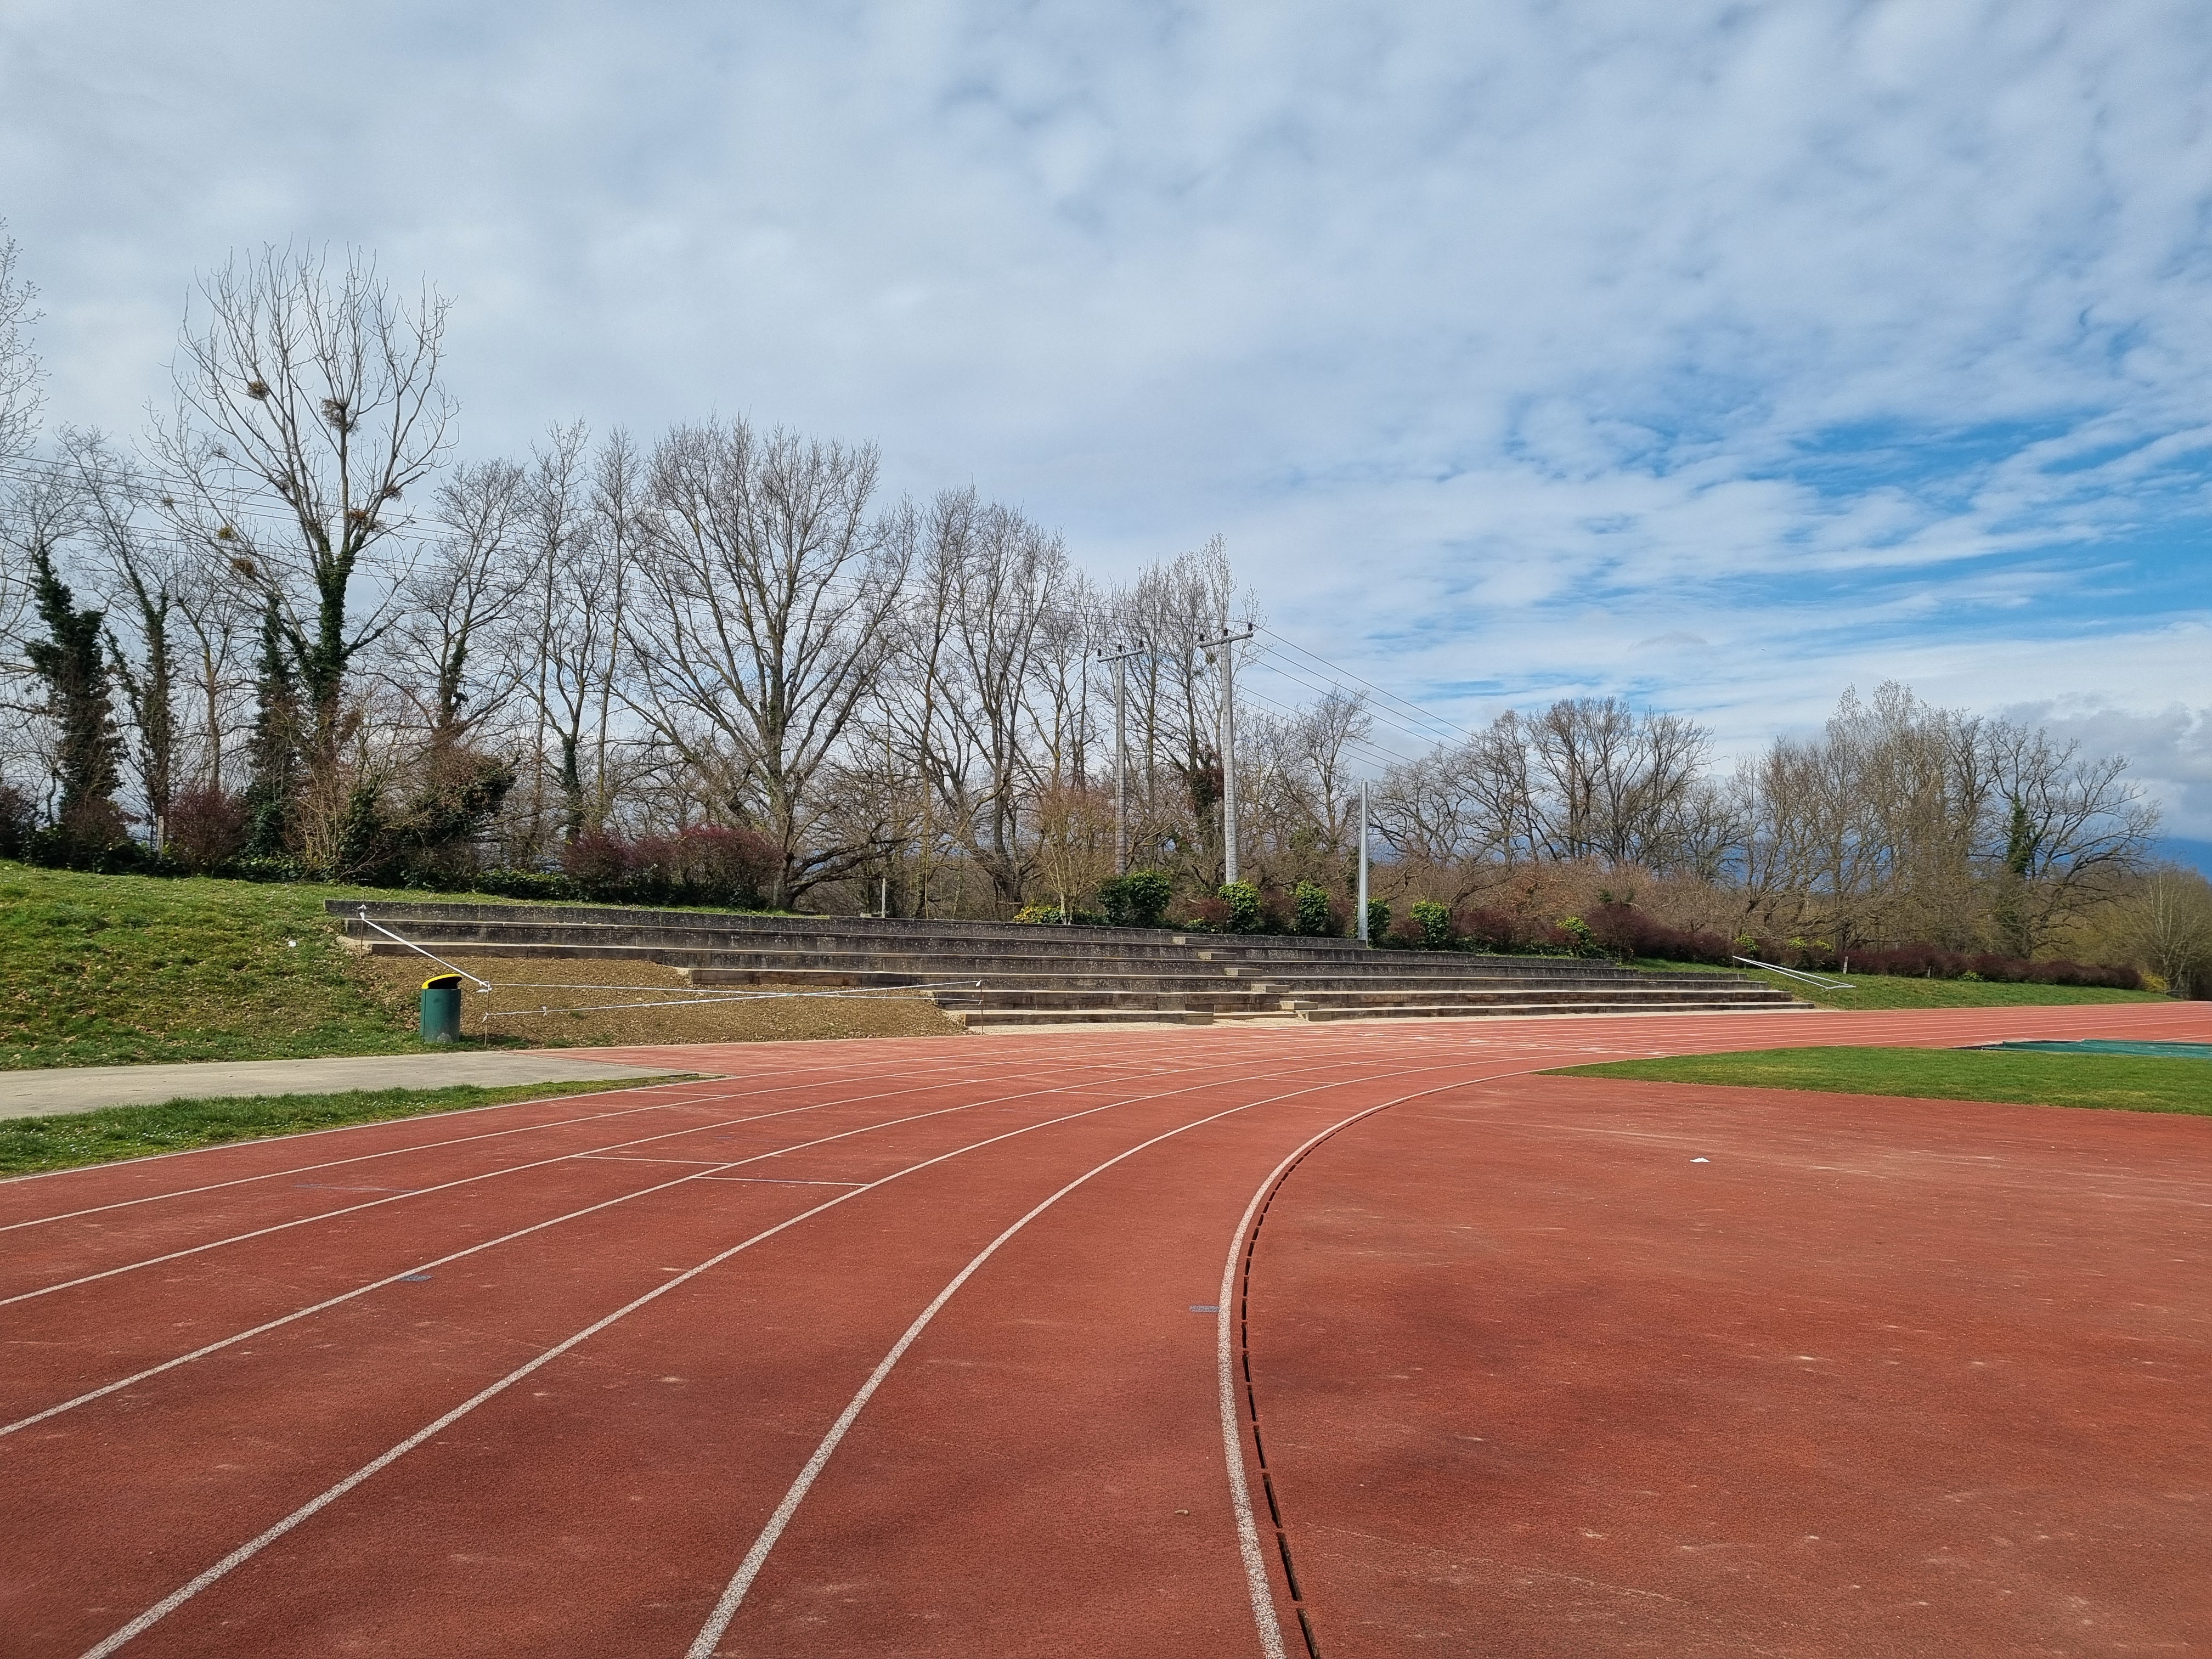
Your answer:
[0,1045,1116,1225]
[1212,1062,1548,1659]
[6,1058,1272,1437]
[682,1063,1493,1659]
[2,1062,1125,1307]
[77,1060,1391,1659]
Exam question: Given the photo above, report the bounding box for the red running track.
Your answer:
[1,1002,2205,1658]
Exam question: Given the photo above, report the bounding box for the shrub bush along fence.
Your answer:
[558,826,778,909]
[1752,936,2141,990]
[0,794,2149,987]
[1357,895,2143,986]
[0,797,782,913]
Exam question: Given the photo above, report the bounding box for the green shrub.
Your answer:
[1219,881,1262,934]
[1098,868,1174,929]
[1291,881,1334,936]
[1409,899,1453,950]
[1364,898,1390,943]
[1556,916,1598,956]
[469,868,576,901]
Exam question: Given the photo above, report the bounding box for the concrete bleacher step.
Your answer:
[331,899,1812,1028]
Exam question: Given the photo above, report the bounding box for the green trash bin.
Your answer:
[420,973,463,1043]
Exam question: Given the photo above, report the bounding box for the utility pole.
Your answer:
[1357,779,1369,941]
[1200,623,1256,885]
[1097,640,1148,876]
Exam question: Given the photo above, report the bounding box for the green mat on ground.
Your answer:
[1967,1040,2212,1060]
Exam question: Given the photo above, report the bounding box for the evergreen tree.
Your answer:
[242,595,302,856]
[25,543,122,819]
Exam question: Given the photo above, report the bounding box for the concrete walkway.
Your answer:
[0,1052,692,1119]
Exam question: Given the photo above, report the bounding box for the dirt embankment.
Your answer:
[357,955,963,1046]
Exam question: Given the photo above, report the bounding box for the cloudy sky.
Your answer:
[5,1,2210,844]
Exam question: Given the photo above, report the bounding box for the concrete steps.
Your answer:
[330,900,1812,1029]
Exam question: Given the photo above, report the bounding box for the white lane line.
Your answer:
[1214,1061,1549,1659]
[3,1060,1254,1436]
[2,1061,1134,1308]
[75,1062,1364,1659]
[682,1063,1493,1659]
[3,1159,726,1441]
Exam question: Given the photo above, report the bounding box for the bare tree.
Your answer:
[151,245,453,791]
[2117,864,2212,996]
[0,225,38,470]
[1982,718,2158,956]
[0,227,46,782]
[628,418,907,907]
[386,457,529,742]
[938,501,1073,909]
[585,430,646,831]
[167,543,253,791]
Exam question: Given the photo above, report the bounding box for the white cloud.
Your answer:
[4,0,2210,821]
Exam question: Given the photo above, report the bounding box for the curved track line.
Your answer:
[1211,1062,1544,1659]
[5,1052,1281,1432]
[681,1063,1497,1659]
[75,1059,1401,1659]
[2,1058,1139,1307]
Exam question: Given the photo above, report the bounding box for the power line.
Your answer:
[1258,624,1480,745]
[1243,650,1460,759]
[1234,682,1425,774]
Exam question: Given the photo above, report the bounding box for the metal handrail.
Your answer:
[1734,955,1854,990]
[355,909,494,990]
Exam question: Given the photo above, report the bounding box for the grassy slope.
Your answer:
[0,1077,672,1176]
[0,861,507,1070]
[1554,1046,2212,1116]
[0,862,948,1070]
[1632,957,2167,1011]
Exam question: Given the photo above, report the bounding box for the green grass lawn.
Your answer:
[0,1076,682,1176]
[1632,957,2166,1010]
[1552,1045,2212,1116]
[0,861,536,1070]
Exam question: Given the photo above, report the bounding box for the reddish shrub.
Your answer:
[1386,912,1429,947]
[559,825,778,909]
[1451,906,1526,951]
[669,825,778,907]
[1763,940,2142,992]
[560,830,631,893]
[166,786,251,874]
[0,782,35,860]
[1583,901,1734,964]
[1186,895,1233,930]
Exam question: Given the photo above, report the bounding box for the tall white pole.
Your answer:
[1100,642,1147,877]
[1114,654,1127,875]
[1357,780,1369,941]
[1201,624,1254,886]
[1221,643,1238,885]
